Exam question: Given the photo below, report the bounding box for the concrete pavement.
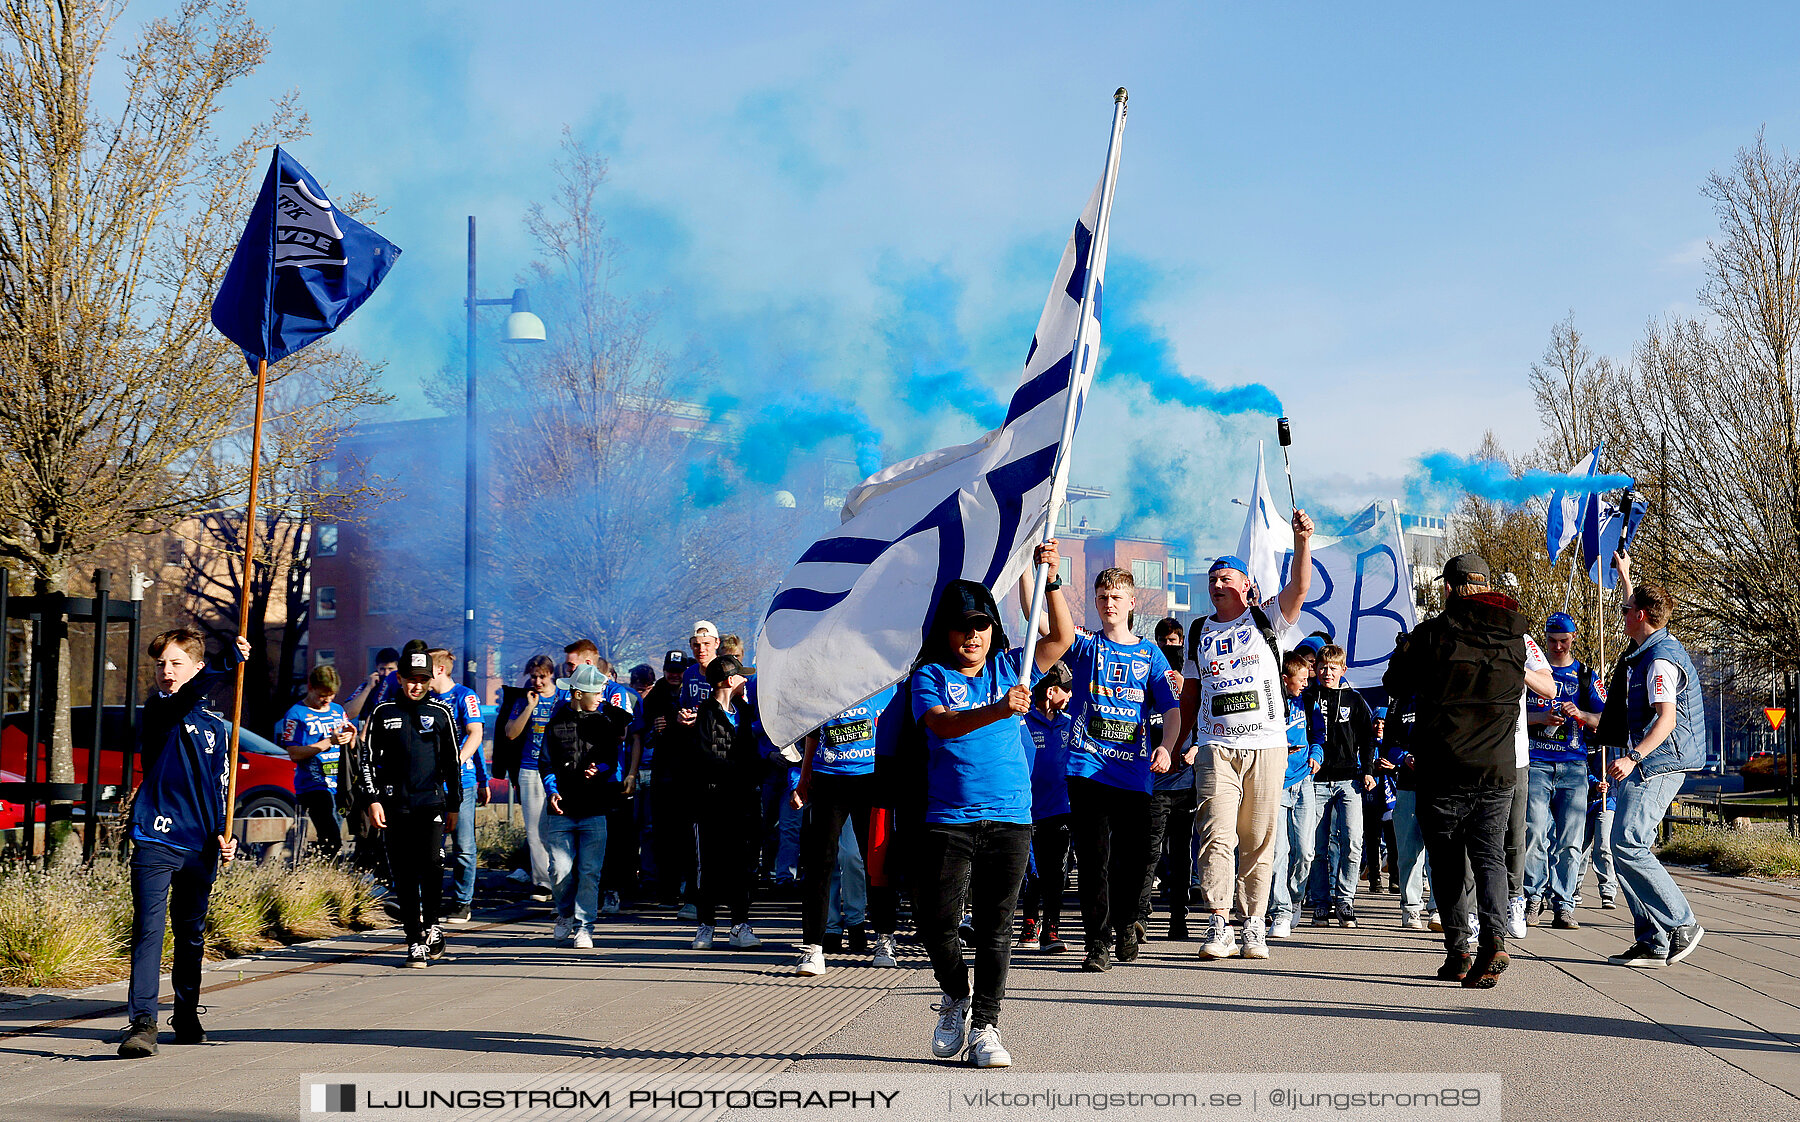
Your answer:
[0,867,1794,1121]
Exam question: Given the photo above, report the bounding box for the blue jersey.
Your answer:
[1023,705,1074,820]
[1528,660,1605,764]
[1283,694,1321,789]
[679,663,713,711]
[350,671,400,721]
[814,687,894,777]
[433,684,487,790]
[911,649,1034,825]
[1063,633,1180,794]
[509,688,568,771]
[278,701,348,796]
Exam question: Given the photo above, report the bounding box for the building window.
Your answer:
[1131,559,1165,591]
[315,524,338,557]
[1058,557,1073,588]
[315,648,335,668]
[316,586,337,620]
[1169,556,1185,577]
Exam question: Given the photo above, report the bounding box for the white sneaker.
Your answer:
[1269,913,1293,939]
[1400,907,1425,930]
[728,922,761,949]
[1239,915,1269,959]
[692,924,715,950]
[930,995,971,1058]
[552,916,575,942]
[571,926,593,949]
[1507,896,1527,940]
[872,932,898,968]
[965,1024,1011,1068]
[795,944,827,976]
[600,891,621,915]
[1427,910,1443,932]
[678,903,698,921]
[1197,914,1236,960]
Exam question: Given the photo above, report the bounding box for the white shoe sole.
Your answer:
[969,1052,1012,1068]
[1238,944,1269,960]
[1196,943,1235,960]
[1666,926,1704,966]
[796,964,826,977]
[1609,955,1666,968]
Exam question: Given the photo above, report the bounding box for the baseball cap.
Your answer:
[1296,635,1326,656]
[1209,555,1249,577]
[1038,660,1074,690]
[1438,553,1491,585]
[557,664,610,694]
[692,620,719,639]
[398,648,432,681]
[706,653,745,686]
[1546,612,1577,635]
[663,649,689,672]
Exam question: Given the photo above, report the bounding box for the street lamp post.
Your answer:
[464,215,547,691]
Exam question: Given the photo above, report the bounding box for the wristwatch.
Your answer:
[1044,575,1063,592]
[1625,748,1643,763]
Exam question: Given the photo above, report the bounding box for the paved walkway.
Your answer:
[0,867,1794,1121]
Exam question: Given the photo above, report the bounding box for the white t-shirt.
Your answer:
[1648,659,1682,705]
[1514,634,1550,769]
[1183,596,1298,752]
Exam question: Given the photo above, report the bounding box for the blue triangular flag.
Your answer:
[211,147,401,368]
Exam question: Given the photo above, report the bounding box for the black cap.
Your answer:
[663,650,689,672]
[1039,661,1073,690]
[937,582,995,629]
[398,649,432,681]
[706,653,745,686]
[1439,553,1491,586]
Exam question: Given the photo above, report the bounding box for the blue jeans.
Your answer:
[826,817,866,933]
[1393,788,1432,911]
[1307,779,1363,911]
[127,839,218,1022]
[774,771,803,884]
[1268,779,1316,921]
[1610,768,1695,953]
[1578,804,1616,902]
[544,812,609,928]
[449,785,478,909]
[1524,759,1588,910]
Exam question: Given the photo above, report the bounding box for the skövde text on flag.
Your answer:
[1234,441,1292,601]
[753,179,1112,749]
[211,147,401,368]
[1547,443,1601,567]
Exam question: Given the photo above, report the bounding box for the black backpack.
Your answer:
[1187,602,1284,674]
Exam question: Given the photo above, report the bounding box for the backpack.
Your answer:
[1187,602,1284,673]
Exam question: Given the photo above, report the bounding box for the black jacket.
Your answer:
[1381,592,1528,792]
[1303,683,1377,782]
[667,694,761,796]
[541,700,630,818]
[357,695,462,814]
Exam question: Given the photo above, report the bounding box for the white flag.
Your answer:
[753,177,1118,748]
[1234,441,1292,603]
[1547,443,1601,566]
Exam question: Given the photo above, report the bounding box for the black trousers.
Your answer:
[1362,804,1394,889]
[1506,764,1528,898]
[299,789,342,858]
[801,772,898,943]
[1067,776,1153,947]
[1418,784,1513,952]
[602,801,636,896]
[1020,813,1072,928]
[654,781,699,904]
[695,787,758,926]
[916,821,1032,1030]
[127,839,219,1022]
[1142,786,1197,923]
[384,809,446,943]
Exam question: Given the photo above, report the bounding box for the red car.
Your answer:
[0,706,301,825]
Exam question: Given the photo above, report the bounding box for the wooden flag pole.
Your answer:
[223,357,271,848]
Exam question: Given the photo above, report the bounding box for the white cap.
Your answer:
[692,620,719,639]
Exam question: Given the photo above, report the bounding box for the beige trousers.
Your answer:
[1194,746,1282,918]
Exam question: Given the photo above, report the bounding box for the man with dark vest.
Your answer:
[1597,552,1706,967]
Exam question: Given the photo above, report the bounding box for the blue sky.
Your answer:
[165,1,1800,551]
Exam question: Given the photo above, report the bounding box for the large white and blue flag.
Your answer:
[1583,489,1649,590]
[753,176,1117,748]
[1546,444,1601,567]
[1234,442,1291,602]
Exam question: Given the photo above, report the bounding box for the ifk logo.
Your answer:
[310,1084,355,1112]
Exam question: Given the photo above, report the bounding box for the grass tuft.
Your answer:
[1661,825,1800,880]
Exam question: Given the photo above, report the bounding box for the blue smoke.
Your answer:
[879,262,1006,428]
[1413,451,1634,505]
[685,455,733,507]
[1100,316,1283,416]
[693,390,884,506]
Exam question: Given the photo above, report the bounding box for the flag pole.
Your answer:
[223,356,271,849]
[1025,88,1128,672]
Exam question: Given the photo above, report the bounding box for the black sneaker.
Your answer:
[822,932,844,954]
[425,925,447,960]
[1463,938,1510,988]
[405,943,429,969]
[171,1007,206,1045]
[1115,927,1139,963]
[1081,943,1112,972]
[445,906,473,925]
[117,1015,158,1058]
[1132,920,1149,946]
[1337,904,1358,928]
[1667,922,1704,966]
[1608,941,1666,968]
[848,926,869,955]
[1040,926,1067,954]
[1524,897,1545,926]
[1552,910,1580,930]
[1436,951,1473,981]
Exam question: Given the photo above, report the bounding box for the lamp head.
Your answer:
[503,288,545,343]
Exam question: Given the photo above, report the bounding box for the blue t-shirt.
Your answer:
[1062,633,1180,794]
[910,648,1034,825]
[814,687,895,777]
[1283,694,1322,790]
[509,688,568,771]
[1023,705,1074,820]
[278,701,347,796]
[1528,660,1605,764]
[679,663,714,711]
[434,684,486,789]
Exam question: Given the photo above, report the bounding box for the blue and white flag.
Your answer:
[1547,443,1601,567]
[1234,442,1290,602]
[211,147,401,368]
[753,178,1114,748]
[1584,490,1649,590]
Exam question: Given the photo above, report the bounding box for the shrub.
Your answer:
[478,820,528,870]
[0,864,127,986]
[1661,826,1800,879]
